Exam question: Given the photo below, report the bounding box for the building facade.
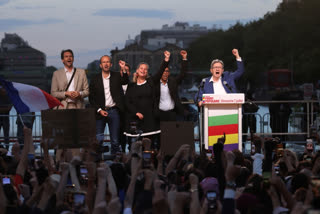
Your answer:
[0,33,48,91]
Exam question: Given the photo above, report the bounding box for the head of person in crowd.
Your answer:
[305,138,314,155]
[297,160,313,172]
[200,177,220,199]
[284,149,299,169]
[236,166,251,188]
[133,62,149,82]
[61,49,74,69]
[291,173,310,194]
[210,59,224,81]
[233,149,245,166]
[100,55,112,73]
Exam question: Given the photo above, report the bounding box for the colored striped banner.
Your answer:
[208,124,238,136]
[209,143,238,151]
[209,133,238,145]
[208,114,238,126]
[208,113,239,149]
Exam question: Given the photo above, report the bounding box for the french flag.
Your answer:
[0,77,62,114]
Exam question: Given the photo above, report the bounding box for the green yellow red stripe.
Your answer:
[208,114,238,126]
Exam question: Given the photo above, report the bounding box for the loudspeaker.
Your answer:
[160,121,194,155]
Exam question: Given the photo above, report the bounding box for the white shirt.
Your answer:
[122,85,128,94]
[159,80,175,111]
[210,77,227,94]
[251,153,264,175]
[65,67,76,103]
[102,73,116,107]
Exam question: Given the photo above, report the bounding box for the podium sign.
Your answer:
[202,94,244,151]
[41,108,96,149]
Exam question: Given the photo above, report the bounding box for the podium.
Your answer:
[202,94,245,151]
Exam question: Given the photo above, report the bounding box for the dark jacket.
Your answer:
[152,59,188,115]
[194,60,244,103]
[89,71,128,119]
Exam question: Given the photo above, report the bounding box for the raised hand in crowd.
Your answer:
[269,164,295,210]
[165,144,191,175]
[164,50,170,62]
[180,50,187,60]
[152,178,169,214]
[124,143,142,212]
[106,197,122,214]
[189,173,201,214]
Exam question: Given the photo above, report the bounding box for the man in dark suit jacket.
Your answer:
[195,49,244,107]
[89,56,128,154]
[153,50,188,121]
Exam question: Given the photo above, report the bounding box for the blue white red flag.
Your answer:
[0,77,62,114]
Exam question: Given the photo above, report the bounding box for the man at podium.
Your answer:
[195,49,244,106]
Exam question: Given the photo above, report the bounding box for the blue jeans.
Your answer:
[96,108,121,154]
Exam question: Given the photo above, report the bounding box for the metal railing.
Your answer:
[0,100,319,146]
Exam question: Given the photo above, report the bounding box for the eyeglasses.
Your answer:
[212,66,223,69]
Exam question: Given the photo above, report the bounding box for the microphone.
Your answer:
[198,78,206,89]
[223,81,233,92]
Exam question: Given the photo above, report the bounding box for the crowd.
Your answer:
[0,127,319,214]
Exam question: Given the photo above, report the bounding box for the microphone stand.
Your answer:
[196,80,205,153]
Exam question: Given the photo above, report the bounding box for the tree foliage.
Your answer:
[188,0,320,85]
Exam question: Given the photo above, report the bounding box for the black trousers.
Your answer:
[159,109,177,122]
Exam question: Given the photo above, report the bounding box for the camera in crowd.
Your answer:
[142,151,154,169]
[207,191,217,210]
[79,165,88,185]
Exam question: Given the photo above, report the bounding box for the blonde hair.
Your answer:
[133,62,150,83]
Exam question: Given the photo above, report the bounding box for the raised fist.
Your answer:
[164,51,171,61]
[232,49,240,59]
[119,60,126,69]
[180,50,187,60]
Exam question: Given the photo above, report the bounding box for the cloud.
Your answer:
[0,0,9,6]
[14,6,55,10]
[0,18,63,31]
[93,8,173,19]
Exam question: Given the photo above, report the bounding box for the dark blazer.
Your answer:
[195,60,244,103]
[89,71,128,119]
[153,59,188,115]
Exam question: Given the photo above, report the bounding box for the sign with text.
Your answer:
[202,93,245,104]
[41,108,96,149]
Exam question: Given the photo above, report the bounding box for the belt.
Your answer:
[160,109,175,113]
[104,106,117,111]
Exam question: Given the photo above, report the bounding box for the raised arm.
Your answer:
[176,50,188,84]
[16,127,32,178]
[230,49,244,80]
[119,60,129,85]
[152,51,170,82]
